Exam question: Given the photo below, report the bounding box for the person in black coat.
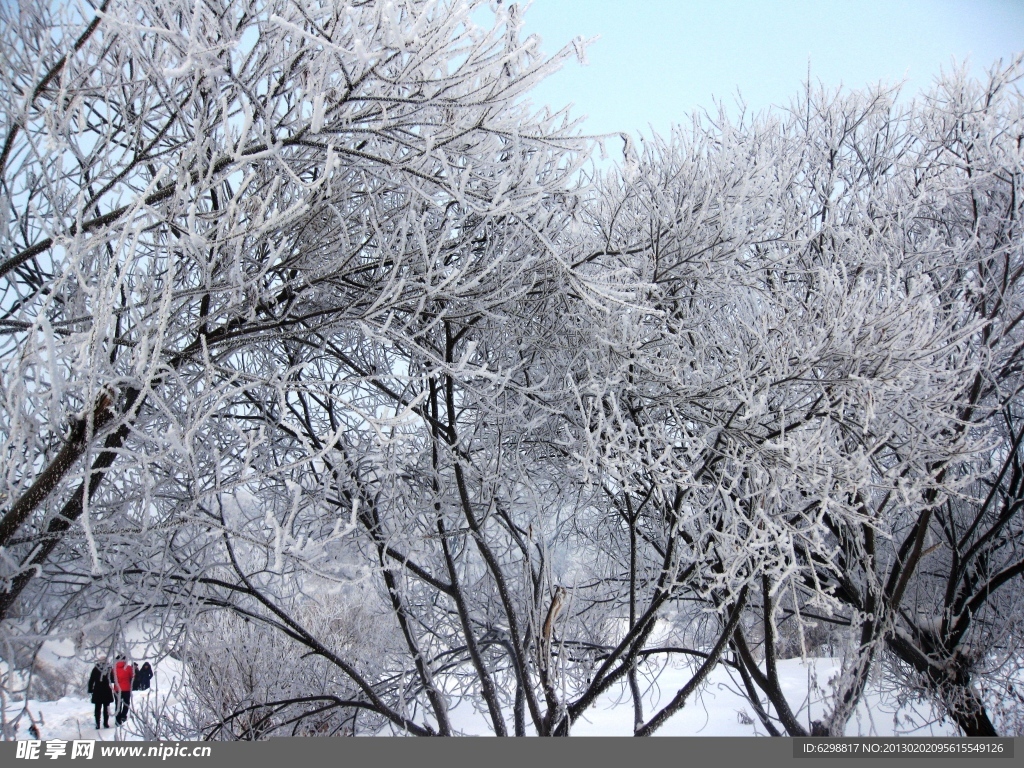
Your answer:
[87,662,114,729]
[133,662,153,691]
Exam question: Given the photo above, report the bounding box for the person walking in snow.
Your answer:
[87,661,114,729]
[111,654,135,726]
[133,661,154,691]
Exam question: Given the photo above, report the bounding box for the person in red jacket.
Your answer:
[111,654,135,726]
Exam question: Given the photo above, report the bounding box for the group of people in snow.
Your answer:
[87,656,154,729]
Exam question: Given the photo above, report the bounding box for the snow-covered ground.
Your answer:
[5,686,185,742]
[8,632,955,739]
[436,656,956,737]
[562,657,954,737]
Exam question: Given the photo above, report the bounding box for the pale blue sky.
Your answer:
[519,0,1024,138]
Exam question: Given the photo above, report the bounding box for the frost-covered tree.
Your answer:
[0,0,590,735]
[572,62,1024,737]
[800,63,1024,738]
[597,65,1023,738]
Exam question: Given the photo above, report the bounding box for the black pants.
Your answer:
[114,692,132,725]
[94,702,109,728]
